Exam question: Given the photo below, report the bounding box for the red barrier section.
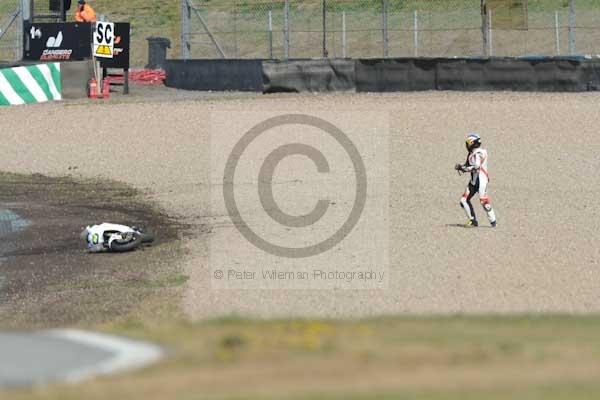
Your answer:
[107,69,166,86]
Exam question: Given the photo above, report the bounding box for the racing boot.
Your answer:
[466,218,478,228]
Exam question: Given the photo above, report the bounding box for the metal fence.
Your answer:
[3,1,600,65]
[0,0,23,62]
[181,0,600,59]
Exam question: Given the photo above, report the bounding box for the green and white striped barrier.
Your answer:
[0,63,62,106]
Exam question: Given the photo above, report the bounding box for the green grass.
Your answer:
[0,2,17,15]
[5,315,600,399]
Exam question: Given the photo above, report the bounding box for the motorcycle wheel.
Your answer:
[140,232,155,243]
[132,226,155,244]
[109,232,143,252]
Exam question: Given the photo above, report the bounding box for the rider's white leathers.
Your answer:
[459,147,497,224]
[83,223,136,253]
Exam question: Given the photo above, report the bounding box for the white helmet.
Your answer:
[79,226,91,241]
[465,133,482,151]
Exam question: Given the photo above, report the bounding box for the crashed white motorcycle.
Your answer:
[80,223,155,253]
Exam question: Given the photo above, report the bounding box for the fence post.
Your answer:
[268,10,273,59]
[284,0,290,59]
[555,11,560,55]
[413,10,418,57]
[233,0,238,58]
[16,1,22,61]
[20,0,30,60]
[342,11,347,58]
[568,0,576,55]
[181,0,191,59]
[488,8,493,56]
[322,0,327,58]
[382,0,389,57]
[60,0,66,21]
[21,0,30,21]
[481,0,488,57]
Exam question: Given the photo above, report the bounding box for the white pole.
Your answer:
[342,11,347,58]
[21,0,30,20]
[555,11,560,55]
[97,60,102,91]
[269,10,273,31]
[488,8,493,57]
[413,10,418,57]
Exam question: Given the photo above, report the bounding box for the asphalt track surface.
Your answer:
[0,332,110,387]
[0,330,162,387]
[1,90,600,319]
[0,208,30,302]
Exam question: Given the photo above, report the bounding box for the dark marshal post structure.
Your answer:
[21,0,130,95]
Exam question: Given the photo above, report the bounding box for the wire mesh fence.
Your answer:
[31,0,66,21]
[0,0,22,62]
[2,1,600,65]
[182,0,600,59]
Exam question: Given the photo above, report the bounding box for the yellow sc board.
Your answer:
[93,21,115,59]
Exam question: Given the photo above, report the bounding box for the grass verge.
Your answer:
[3,315,600,399]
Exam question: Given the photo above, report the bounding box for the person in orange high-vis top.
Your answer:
[75,0,97,22]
